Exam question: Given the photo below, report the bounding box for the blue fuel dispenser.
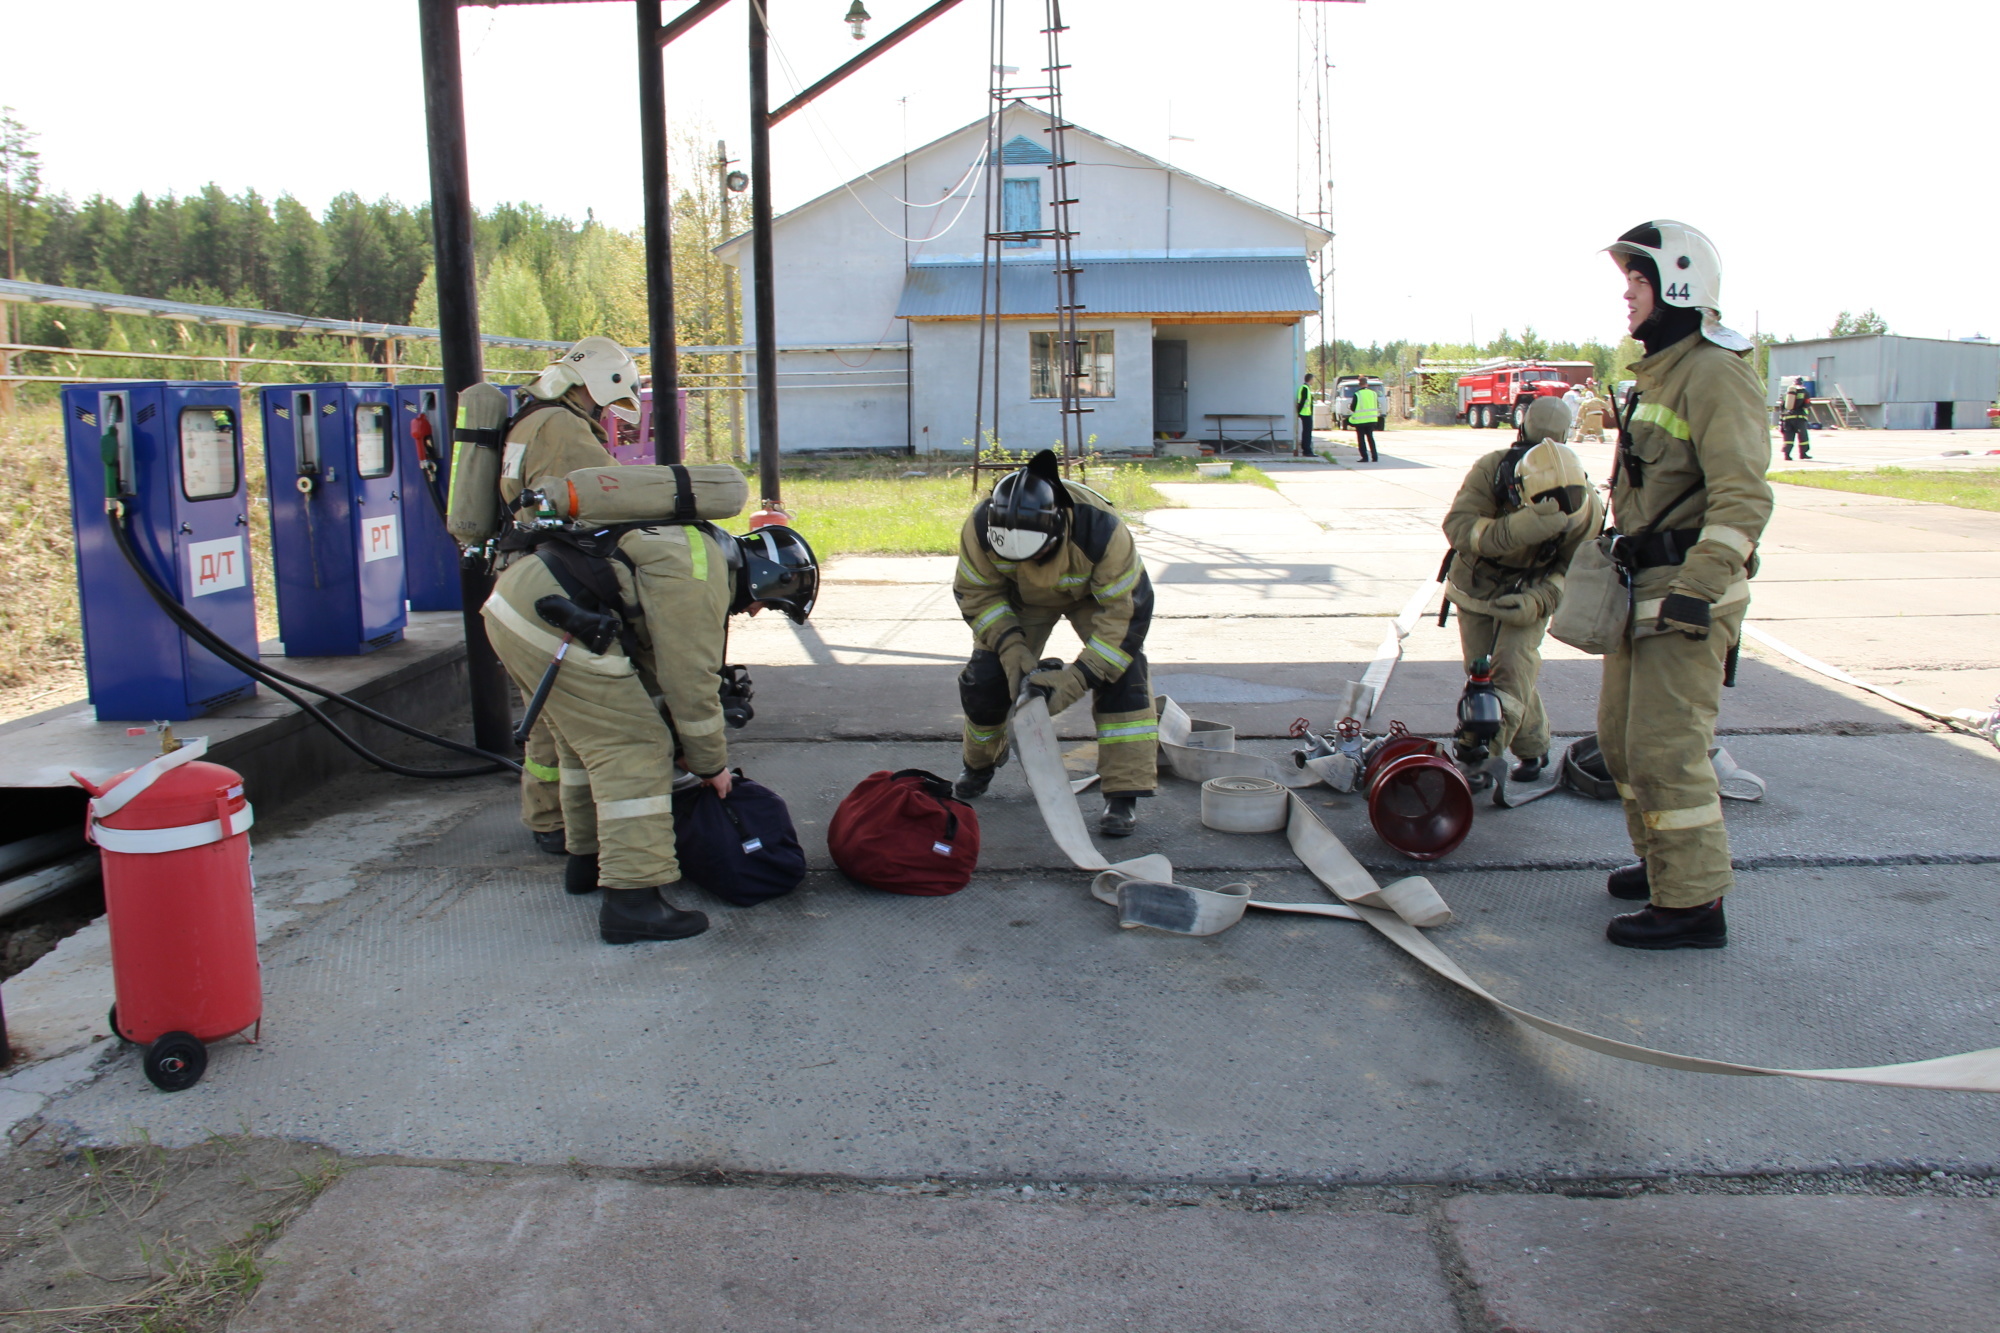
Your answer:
[394,384,460,612]
[260,384,408,656]
[61,381,260,720]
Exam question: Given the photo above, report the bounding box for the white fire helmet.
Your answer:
[532,336,643,423]
[1606,220,1753,352]
[1514,439,1591,516]
[1521,396,1573,445]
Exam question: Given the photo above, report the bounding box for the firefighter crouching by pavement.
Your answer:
[481,336,820,944]
[1779,376,1813,461]
[953,449,1157,837]
[1441,398,1603,784]
[1598,220,1773,950]
[1573,385,1613,444]
[495,341,634,857]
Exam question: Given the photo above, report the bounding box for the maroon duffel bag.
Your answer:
[827,768,980,896]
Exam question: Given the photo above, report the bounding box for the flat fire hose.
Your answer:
[1010,696,2000,1094]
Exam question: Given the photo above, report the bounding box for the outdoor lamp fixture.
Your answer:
[845,1,871,40]
[725,170,749,193]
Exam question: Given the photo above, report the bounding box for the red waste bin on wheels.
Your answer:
[74,740,261,1091]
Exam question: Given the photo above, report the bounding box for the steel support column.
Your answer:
[418,0,512,755]
[748,0,781,505]
[637,0,681,461]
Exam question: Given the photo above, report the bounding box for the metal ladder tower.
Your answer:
[972,0,1086,487]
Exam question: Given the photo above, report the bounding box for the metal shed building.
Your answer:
[1767,334,1998,430]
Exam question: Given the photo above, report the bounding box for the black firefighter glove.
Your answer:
[1655,591,1712,640]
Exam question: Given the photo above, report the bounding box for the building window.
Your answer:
[1002,177,1041,249]
[1030,330,1115,399]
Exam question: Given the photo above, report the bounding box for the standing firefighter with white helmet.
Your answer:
[494,335,644,855]
[1442,397,1603,782]
[1595,220,1773,950]
[479,336,820,944]
[952,450,1157,837]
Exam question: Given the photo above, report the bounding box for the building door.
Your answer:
[1153,340,1188,437]
[1936,402,1954,430]
[1815,356,1837,397]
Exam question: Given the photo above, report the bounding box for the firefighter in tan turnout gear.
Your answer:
[1597,221,1774,950]
[952,450,1158,837]
[495,340,635,858]
[481,337,820,944]
[1442,398,1604,784]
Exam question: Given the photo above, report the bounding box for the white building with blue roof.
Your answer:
[714,103,1331,455]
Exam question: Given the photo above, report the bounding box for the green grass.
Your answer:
[1769,466,2000,513]
[721,457,1226,556]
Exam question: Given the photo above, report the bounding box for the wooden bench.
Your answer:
[1203,413,1292,455]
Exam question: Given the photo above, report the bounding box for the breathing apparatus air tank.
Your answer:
[1453,656,1505,765]
[445,382,513,546]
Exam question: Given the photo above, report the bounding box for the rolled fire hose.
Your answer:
[1011,695,2000,1094]
[1200,776,1289,833]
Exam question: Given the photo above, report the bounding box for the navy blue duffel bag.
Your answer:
[672,771,807,906]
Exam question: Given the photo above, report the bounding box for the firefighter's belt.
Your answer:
[1008,695,2000,1095]
[1611,527,1701,569]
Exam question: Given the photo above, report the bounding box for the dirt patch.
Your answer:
[0,1133,339,1331]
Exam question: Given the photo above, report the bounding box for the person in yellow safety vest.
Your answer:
[1350,380,1382,462]
[1597,220,1773,951]
[1296,374,1318,457]
[952,450,1157,838]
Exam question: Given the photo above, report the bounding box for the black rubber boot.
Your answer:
[1099,796,1139,838]
[600,887,709,944]
[954,765,997,800]
[1606,861,1649,900]
[534,829,568,857]
[564,853,600,895]
[1781,449,1792,462]
[1606,900,1727,950]
[1510,755,1546,783]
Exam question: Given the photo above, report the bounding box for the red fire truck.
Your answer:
[1456,361,1595,429]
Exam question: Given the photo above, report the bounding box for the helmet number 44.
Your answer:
[1665,282,1691,302]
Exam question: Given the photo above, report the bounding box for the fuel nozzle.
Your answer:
[1453,655,1504,765]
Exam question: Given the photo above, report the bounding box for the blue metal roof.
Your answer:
[895,257,1317,319]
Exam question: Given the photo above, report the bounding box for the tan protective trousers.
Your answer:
[1455,610,1550,761]
[1597,604,1744,908]
[484,603,683,891]
[961,603,1158,795]
[518,713,564,834]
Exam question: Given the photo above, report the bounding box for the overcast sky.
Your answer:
[6,0,1993,347]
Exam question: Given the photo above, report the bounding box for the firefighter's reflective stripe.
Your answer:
[957,556,993,586]
[92,804,256,855]
[1632,402,1691,440]
[522,757,560,783]
[1632,578,1750,626]
[559,765,592,786]
[1644,798,1723,831]
[1699,524,1755,558]
[1097,720,1158,745]
[1097,561,1143,601]
[598,794,671,821]
[484,594,634,676]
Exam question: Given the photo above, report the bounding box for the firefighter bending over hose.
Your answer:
[1597,220,1773,951]
[953,450,1157,838]
[1441,397,1603,783]
[482,337,819,944]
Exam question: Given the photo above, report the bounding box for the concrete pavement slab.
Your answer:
[1446,1194,2000,1333]
[235,1167,1458,1333]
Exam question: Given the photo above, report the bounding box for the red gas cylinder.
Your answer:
[745,505,793,531]
[74,743,261,1091]
[1362,723,1475,862]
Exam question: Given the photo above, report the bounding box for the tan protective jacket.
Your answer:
[954,482,1150,685]
[1577,394,1612,427]
[489,388,735,776]
[1441,448,1602,610]
[1616,333,1773,607]
[500,387,615,510]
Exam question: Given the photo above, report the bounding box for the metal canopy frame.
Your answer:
[417,0,964,749]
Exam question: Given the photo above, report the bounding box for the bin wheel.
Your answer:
[143,1032,207,1092]
[108,1005,134,1044]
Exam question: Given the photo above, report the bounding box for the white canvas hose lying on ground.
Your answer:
[1008,697,2000,1094]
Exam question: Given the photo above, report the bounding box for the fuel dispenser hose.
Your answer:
[108,508,521,780]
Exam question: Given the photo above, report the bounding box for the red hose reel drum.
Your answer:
[74,740,262,1091]
[1362,723,1475,862]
